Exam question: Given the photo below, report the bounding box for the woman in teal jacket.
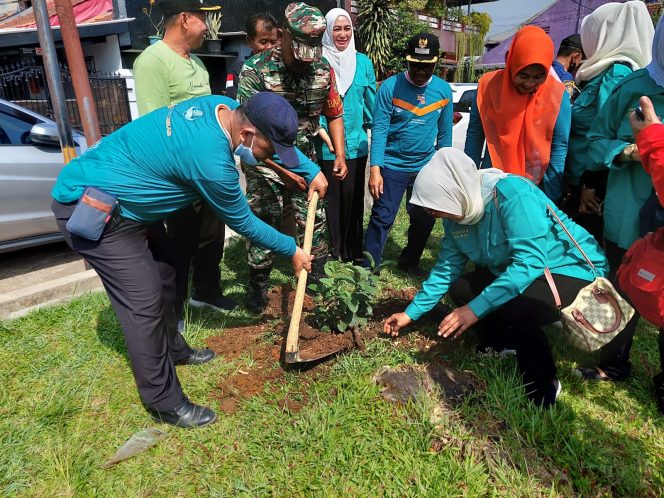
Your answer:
[564,1,653,242]
[384,148,611,407]
[317,8,376,263]
[463,26,571,204]
[577,15,662,382]
[587,75,660,274]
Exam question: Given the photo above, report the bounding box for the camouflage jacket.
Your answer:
[237,44,343,181]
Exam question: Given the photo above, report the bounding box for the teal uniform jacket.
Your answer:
[51,96,320,258]
[587,69,664,250]
[317,53,376,161]
[370,72,453,171]
[565,63,633,186]
[405,176,608,321]
[464,89,572,202]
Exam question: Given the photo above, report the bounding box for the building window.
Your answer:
[541,25,550,33]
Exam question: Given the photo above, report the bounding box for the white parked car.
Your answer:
[450,83,478,152]
[0,100,86,253]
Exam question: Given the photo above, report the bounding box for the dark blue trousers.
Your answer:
[363,167,435,269]
[52,200,193,411]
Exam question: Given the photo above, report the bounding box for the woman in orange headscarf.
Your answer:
[464,26,571,203]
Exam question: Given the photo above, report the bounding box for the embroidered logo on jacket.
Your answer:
[184,106,204,121]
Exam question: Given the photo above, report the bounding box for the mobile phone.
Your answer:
[635,107,645,121]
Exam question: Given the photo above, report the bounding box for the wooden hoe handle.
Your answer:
[285,191,319,358]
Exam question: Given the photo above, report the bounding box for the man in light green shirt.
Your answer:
[133,0,237,324]
[134,0,218,114]
[134,39,211,115]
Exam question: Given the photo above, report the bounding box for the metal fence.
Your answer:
[0,62,131,135]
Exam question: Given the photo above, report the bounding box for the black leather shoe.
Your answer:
[190,294,238,312]
[397,263,428,278]
[146,399,217,428]
[174,348,216,366]
[654,373,664,415]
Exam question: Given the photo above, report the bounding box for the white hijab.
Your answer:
[322,8,357,97]
[576,0,653,84]
[410,148,508,226]
[647,16,664,87]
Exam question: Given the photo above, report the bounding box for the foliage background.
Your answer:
[357,0,492,81]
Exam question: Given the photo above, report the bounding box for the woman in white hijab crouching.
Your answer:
[384,148,610,407]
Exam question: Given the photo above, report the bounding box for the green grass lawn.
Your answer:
[1,204,663,496]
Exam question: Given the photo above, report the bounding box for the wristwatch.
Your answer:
[620,143,638,162]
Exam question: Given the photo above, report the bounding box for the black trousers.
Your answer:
[595,240,644,374]
[449,267,591,404]
[570,170,608,246]
[166,201,225,316]
[320,156,367,263]
[363,167,436,268]
[52,200,193,411]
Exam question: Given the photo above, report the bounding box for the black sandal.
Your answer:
[574,364,631,382]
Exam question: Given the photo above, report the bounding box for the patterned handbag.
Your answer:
[544,206,635,352]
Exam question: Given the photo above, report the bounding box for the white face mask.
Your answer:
[234,132,259,166]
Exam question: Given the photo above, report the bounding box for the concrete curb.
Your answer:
[0,269,103,319]
[1,234,243,320]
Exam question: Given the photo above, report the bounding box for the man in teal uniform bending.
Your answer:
[134,0,237,321]
[51,93,326,428]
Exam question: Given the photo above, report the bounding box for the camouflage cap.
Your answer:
[284,2,326,62]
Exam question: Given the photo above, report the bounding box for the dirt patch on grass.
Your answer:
[298,321,359,356]
[205,285,433,414]
[206,321,283,414]
[263,283,314,319]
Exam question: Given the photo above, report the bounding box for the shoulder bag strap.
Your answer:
[546,205,598,277]
[544,267,562,308]
[543,205,600,311]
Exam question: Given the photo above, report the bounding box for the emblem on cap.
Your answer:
[419,38,428,48]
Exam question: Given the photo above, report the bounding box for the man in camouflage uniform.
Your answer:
[237,2,347,313]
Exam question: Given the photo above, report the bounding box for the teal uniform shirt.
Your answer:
[587,69,664,249]
[565,62,633,186]
[370,72,453,171]
[317,53,376,161]
[51,96,320,257]
[464,90,572,202]
[405,176,608,321]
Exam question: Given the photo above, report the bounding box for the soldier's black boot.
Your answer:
[306,255,328,294]
[247,267,271,314]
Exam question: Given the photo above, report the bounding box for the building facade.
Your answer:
[481,0,632,65]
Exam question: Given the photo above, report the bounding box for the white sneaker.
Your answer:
[553,379,562,400]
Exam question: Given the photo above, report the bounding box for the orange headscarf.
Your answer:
[476,25,565,183]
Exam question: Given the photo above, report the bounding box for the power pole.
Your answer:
[33,0,77,164]
[576,0,583,33]
[54,0,102,146]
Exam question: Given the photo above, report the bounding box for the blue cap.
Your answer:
[244,92,299,168]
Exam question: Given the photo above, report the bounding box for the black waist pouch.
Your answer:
[66,186,118,241]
